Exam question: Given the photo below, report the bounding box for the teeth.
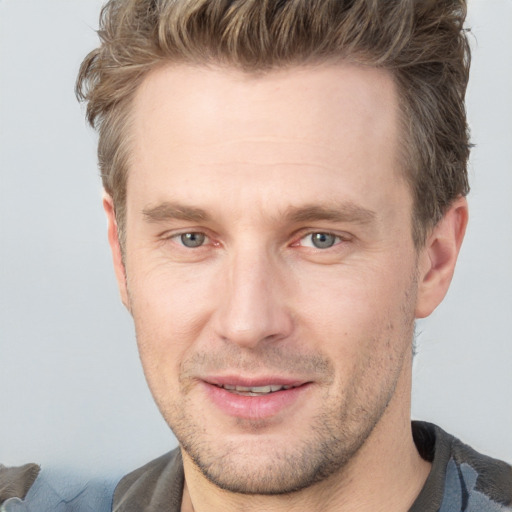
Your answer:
[220,384,294,395]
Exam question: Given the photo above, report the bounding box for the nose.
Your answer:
[213,248,294,349]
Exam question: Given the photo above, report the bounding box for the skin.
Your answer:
[105,63,468,511]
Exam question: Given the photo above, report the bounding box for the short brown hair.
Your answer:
[76,0,471,248]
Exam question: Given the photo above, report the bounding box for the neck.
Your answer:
[181,356,430,512]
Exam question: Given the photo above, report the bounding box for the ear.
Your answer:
[415,196,468,318]
[103,193,130,310]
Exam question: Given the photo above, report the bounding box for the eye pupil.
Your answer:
[311,232,336,249]
[180,232,205,248]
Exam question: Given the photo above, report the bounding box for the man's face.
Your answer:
[115,63,423,493]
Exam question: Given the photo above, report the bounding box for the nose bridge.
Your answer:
[214,242,291,347]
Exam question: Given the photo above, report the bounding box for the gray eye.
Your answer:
[180,232,206,248]
[310,232,337,249]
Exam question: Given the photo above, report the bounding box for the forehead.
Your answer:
[127,62,407,222]
[131,61,398,153]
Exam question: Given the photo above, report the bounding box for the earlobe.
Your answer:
[415,197,468,319]
[103,193,130,310]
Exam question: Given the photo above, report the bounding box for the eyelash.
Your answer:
[165,230,347,251]
[295,232,344,250]
[168,232,214,249]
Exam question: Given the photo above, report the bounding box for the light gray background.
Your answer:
[1,1,511,480]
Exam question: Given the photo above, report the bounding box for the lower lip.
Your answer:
[203,382,311,420]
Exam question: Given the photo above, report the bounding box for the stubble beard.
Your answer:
[157,337,410,496]
[131,273,418,496]
[176,395,391,495]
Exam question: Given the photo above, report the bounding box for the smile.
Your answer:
[215,384,295,396]
[203,379,311,420]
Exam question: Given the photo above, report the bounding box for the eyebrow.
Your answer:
[282,203,376,225]
[142,201,376,225]
[142,202,210,223]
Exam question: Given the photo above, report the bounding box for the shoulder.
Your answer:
[412,421,512,512]
[0,463,40,505]
[1,463,115,512]
[447,430,512,510]
[113,448,184,512]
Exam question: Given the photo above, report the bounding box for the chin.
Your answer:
[178,415,373,495]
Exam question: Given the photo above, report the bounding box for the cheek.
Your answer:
[126,261,219,385]
[293,257,416,355]
[297,264,416,413]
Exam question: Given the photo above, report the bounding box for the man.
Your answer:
[76,0,511,510]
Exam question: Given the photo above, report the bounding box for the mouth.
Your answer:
[202,378,311,420]
[212,383,298,396]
